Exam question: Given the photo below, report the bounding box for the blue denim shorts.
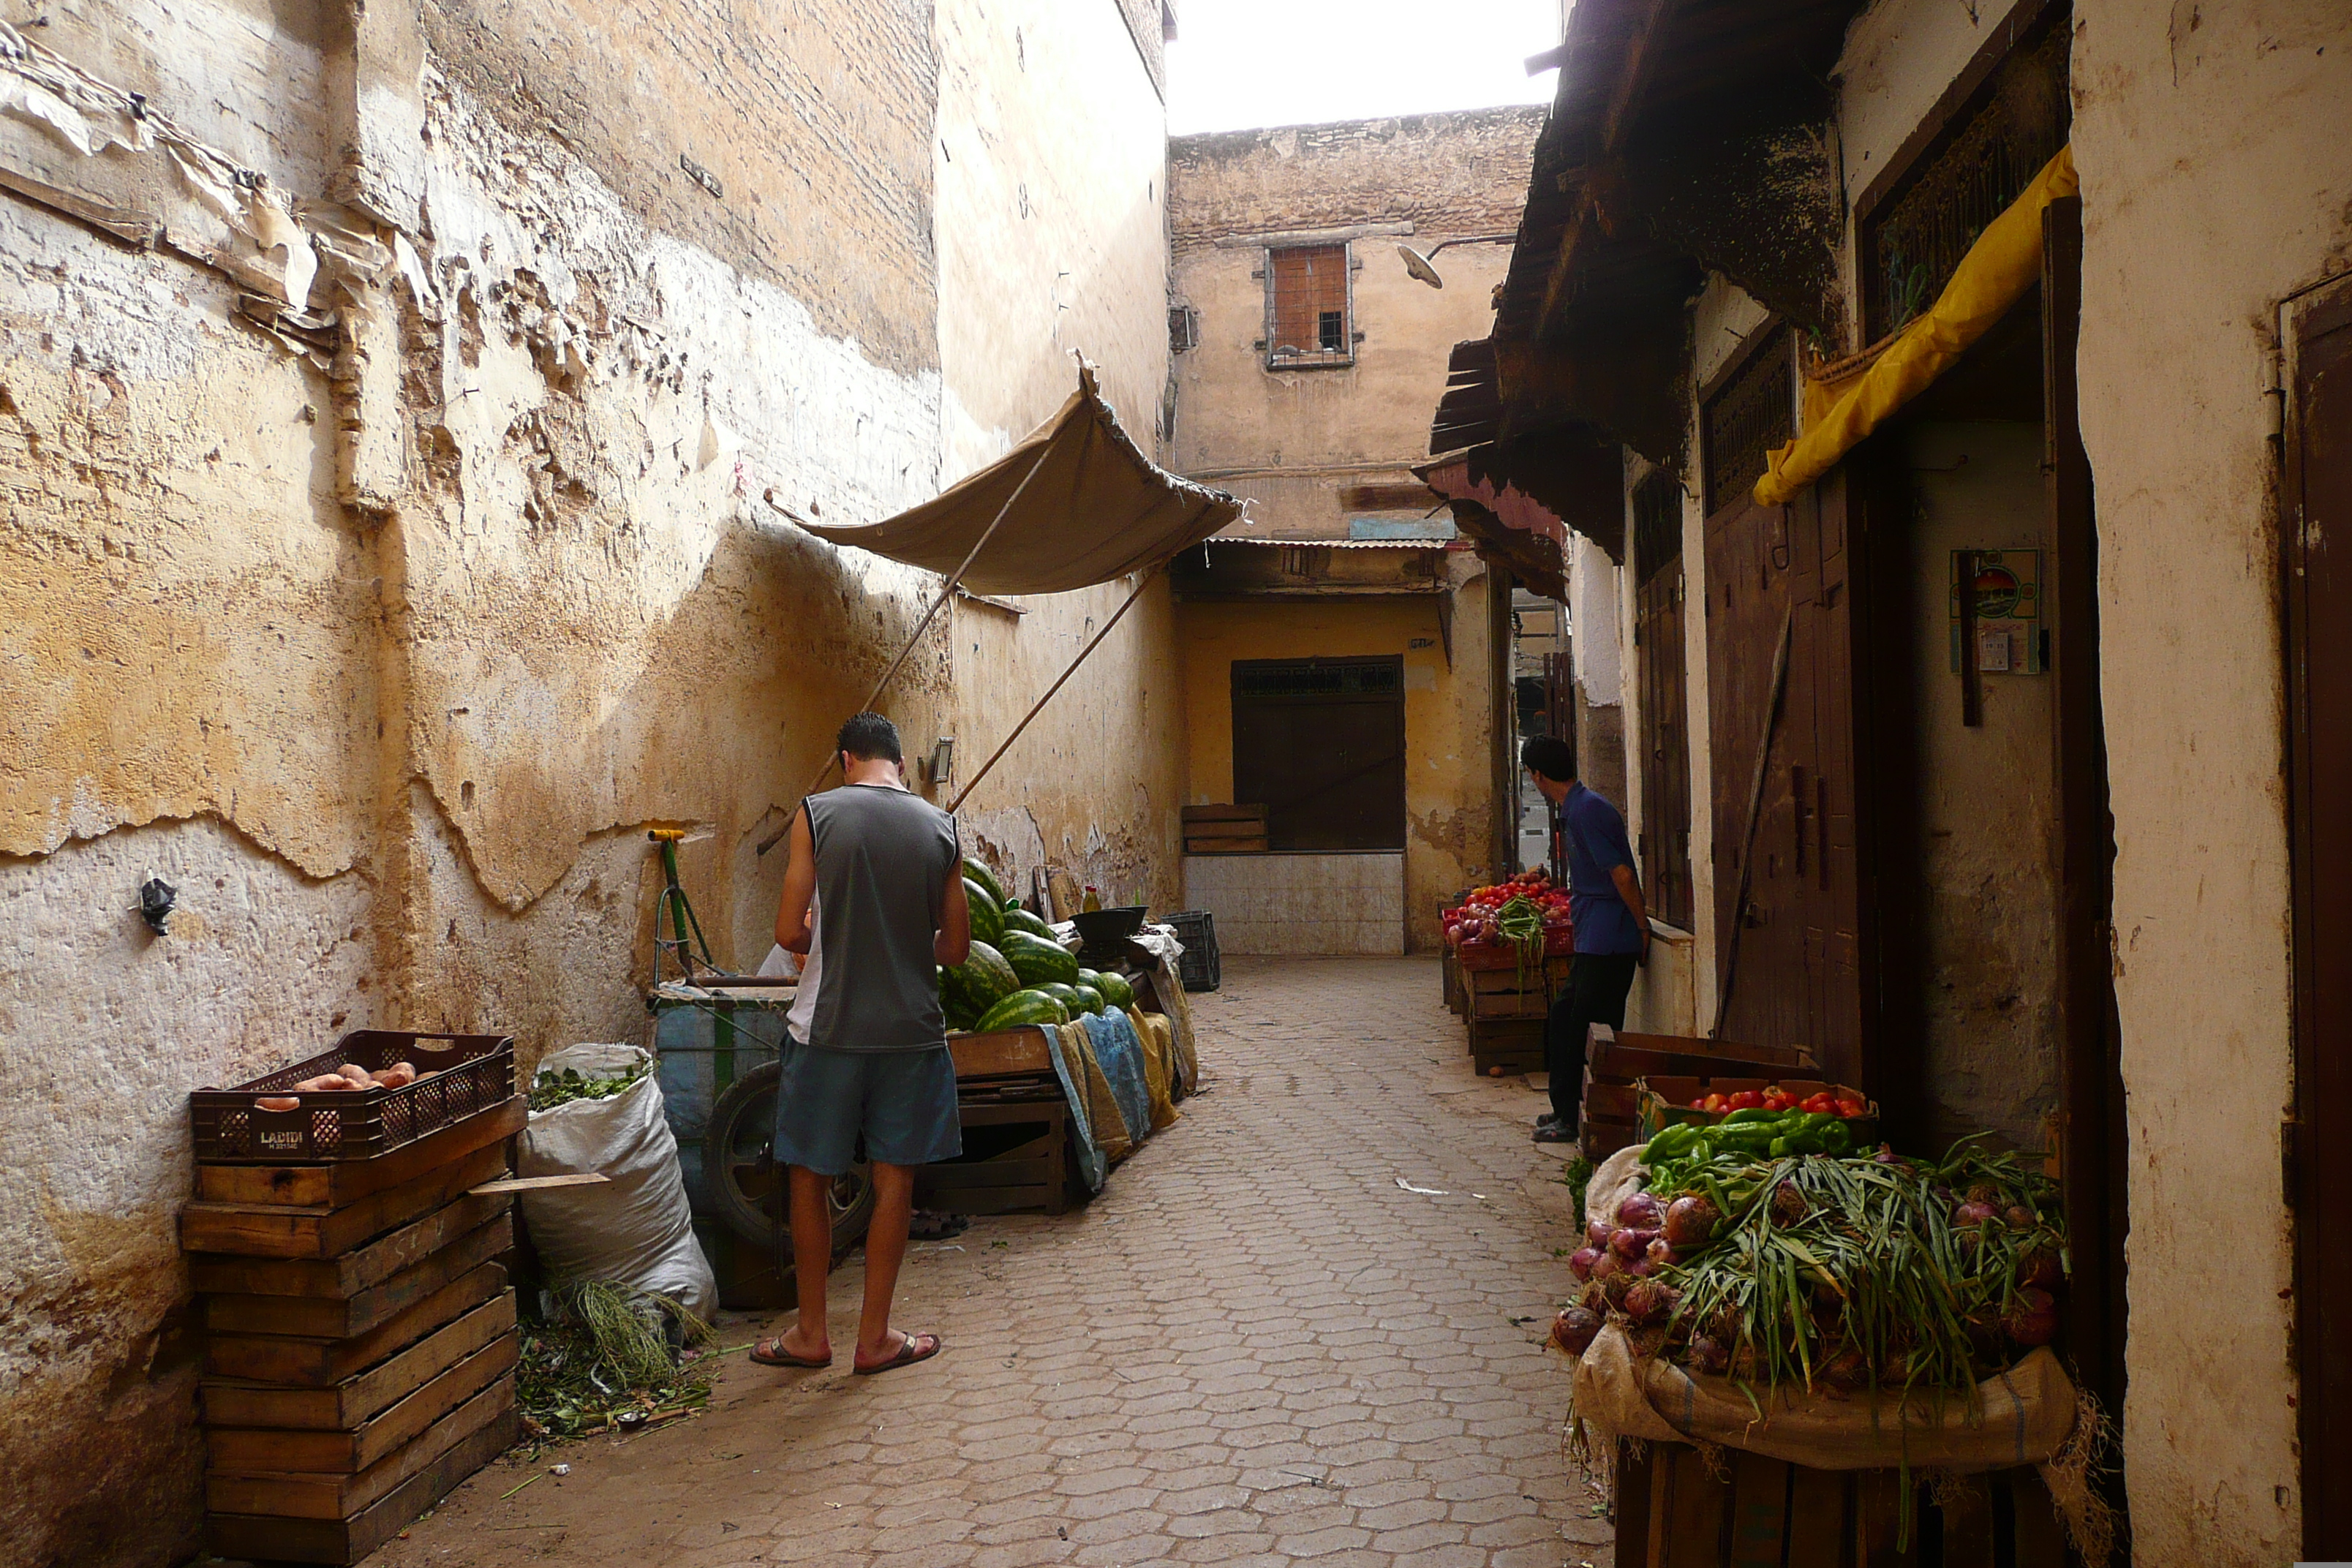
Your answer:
[772,1035,962,1175]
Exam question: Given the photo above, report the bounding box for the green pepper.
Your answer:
[1817,1118,1854,1155]
[1643,1123,1700,1162]
[1719,1107,1787,1126]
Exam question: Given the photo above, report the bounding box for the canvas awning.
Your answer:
[798,365,1242,594]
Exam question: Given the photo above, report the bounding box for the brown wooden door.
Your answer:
[1231,657,1406,851]
[2287,274,2352,1556]
[1794,474,1866,1085]
[1705,491,1807,1054]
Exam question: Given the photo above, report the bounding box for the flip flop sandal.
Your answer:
[747,1337,832,1369]
[853,1332,943,1376]
[908,1210,968,1241]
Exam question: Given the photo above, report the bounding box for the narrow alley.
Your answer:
[377,960,1609,1568]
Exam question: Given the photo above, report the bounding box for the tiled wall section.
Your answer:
[1183,852,1406,955]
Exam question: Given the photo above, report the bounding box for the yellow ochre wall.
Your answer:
[1176,578,1502,951]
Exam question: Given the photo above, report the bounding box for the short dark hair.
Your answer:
[836,711,902,764]
[1520,734,1576,783]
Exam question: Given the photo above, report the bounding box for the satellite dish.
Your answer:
[1397,244,1445,289]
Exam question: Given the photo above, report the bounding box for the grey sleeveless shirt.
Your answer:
[800,783,960,1052]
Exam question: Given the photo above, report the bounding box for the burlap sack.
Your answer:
[1571,1324,2076,1472]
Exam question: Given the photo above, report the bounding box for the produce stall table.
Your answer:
[1580,1025,1814,1158]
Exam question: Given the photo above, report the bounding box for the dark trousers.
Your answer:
[1546,953,1639,1125]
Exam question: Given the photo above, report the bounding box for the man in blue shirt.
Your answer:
[1520,736,1648,1143]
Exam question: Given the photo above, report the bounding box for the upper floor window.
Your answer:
[1264,243,1354,369]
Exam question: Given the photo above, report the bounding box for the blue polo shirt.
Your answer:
[1560,783,1644,955]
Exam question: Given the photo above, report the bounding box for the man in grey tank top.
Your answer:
[749,712,969,1377]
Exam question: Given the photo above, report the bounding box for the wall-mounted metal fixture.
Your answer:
[138,877,176,935]
[1395,234,1518,290]
[924,736,956,786]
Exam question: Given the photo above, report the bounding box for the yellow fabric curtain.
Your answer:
[1754,146,2077,507]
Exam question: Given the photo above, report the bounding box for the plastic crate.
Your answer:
[190,1030,515,1164]
[1164,909,1221,992]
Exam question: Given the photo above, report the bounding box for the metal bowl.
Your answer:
[1071,905,1147,949]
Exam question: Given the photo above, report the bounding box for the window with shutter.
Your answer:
[1264,244,1353,369]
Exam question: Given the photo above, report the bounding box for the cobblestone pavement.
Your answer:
[379,956,1610,1568]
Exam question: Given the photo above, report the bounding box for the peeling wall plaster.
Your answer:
[0,0,1180,1560]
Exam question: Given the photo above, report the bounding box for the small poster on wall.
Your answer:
[1948,549,2043,674]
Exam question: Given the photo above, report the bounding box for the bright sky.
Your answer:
[1166,0,1563,135]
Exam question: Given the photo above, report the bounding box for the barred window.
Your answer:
[1702,327,1794,516]
[1266,244,1352,367]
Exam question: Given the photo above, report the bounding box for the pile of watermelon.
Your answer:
[942,859,1137,1032]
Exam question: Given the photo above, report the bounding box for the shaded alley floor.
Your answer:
[377,957,1612,1568]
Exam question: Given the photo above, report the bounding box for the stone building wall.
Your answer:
[0,1,1175,1562]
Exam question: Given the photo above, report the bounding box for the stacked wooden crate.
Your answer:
[183,1058,525,1565]
[1579,1025,1815,1159]
[1459,953,1572,1074]
[1181,802,1268,854]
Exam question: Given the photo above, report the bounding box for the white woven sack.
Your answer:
[519,1042,716,1319]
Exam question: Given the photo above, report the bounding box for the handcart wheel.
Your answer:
[703,1061,875,1262]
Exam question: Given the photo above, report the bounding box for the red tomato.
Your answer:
[1727,1090,1764,1110]
[1689,1097,1708,1111]
[1836,1097,1867,1118]
[1761,1090,1790,1112]
[1803,1092,1837,1114]
[1703,1093,1730,1113]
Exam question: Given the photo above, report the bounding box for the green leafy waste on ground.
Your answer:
[517,1282,712,1450]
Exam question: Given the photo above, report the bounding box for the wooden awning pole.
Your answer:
[946,565,1162,815]
[757,443,1055,855]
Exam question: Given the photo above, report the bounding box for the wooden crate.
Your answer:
[1466,1013,1545,1077]
[914,1093,1068,1215]
[1463,956,1572,1020]
[1582,1025,1817,1161]
[1441,946,1463,1015]
[207,1409,519,1566]
[1182,802,1268,855]
[1614,1444,2069,1568]
[192,1095,524,1564]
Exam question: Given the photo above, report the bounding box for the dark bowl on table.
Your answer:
[1071,905,1147,952]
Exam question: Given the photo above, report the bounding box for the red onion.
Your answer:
[1590,1251,1622,1285]
[1601,1270,1635,1309]
[2016,1247,2064,1290]
[1664,1194,1719,1249]
[1954,1200,1999,1228]
[2005,1205,2037,1230]
[1587,1216,1613,1249]
[1646,1236,1681,1270]
[1609,1226,1659,1261]
[1569,1246,1602,1281]
[1626,1256,1656,1278]
[1820,1346,1869,1392]
[1616,1192,1665,1231]
[2005,1287,2059,1346]
[1686,1334,1730,1375]
[1771,1182,1807,1227]
[1622,1278,1677,1326]
[1551,1306,1602,1356]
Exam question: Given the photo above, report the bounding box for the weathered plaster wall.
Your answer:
[932,0,1185,919]
[1897,419,2057,1151]
[1166,108,1542,536]
[2072,0,2350,1555]
[0,0,1178,1561]
[1175,568,1502,950]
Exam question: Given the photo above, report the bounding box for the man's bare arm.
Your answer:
[935,865,971,967]
[1610,863,1652,965]
[774,809,816,954]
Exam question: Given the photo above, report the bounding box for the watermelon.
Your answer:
[1075,967,1104,992]
[943,992,980,1031]
[1093,970,1136,1011]
[974,987,1068,1031]
[1069,983,1105,1016]
[1000,930,1080,988]
[963,877,1003,946]
[1001,906,1056,941]
[963,858,1009,908]
[1037,981,1085,1014]
[944,941,1020,1017]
